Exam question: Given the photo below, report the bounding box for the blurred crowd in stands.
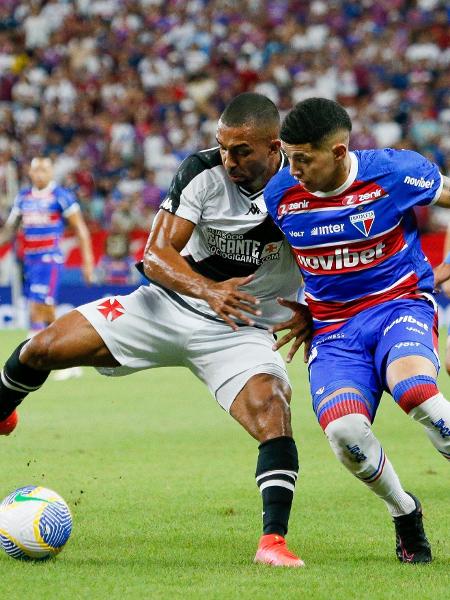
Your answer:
[0,0,448,234]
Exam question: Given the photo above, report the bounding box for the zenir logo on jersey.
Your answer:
[350,210,375,237]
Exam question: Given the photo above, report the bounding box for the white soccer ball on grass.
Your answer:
[0,485,72,560]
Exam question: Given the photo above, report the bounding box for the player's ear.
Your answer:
[269,139,281,154]
[332,143,347,162]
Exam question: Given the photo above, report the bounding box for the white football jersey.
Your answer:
[144,147,301,328]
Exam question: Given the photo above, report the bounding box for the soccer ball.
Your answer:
[0,485,72,560]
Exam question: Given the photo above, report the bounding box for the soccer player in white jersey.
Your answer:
[0,94,311,567]
[265,97,450,563]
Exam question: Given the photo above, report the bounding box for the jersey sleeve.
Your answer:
[160,155,210,225]
[57,188,80,217]
[390,149,442,211]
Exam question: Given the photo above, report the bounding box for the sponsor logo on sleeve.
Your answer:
[403,176,435,189]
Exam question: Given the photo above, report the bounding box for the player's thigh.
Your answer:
[76,285,198,373]
[22,309,117,368]
[186,323,290,413]
[308,336,380,428]
[375,299,439,389]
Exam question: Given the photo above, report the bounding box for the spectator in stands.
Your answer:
[0,0,447,236]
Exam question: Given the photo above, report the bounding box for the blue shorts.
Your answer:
[308,298,439,426]
[23,259,62,305]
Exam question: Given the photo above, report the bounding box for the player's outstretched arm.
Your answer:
[67,210,95,284]
[144,210,260,330]
[269,298,313,363]
[434,261,450,289]
[0,212,20,246]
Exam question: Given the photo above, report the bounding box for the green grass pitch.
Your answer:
[0,329,448,599]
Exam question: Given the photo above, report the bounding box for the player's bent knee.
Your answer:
[252,389,291,426]
[20,331,55,370]
[325,414,384,480]
[232,375,292,441]
[325,413,371,449]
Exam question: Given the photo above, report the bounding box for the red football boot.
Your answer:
[254,534,305,567]
[0,410,18,435]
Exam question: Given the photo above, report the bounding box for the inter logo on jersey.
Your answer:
[350,210,375,237]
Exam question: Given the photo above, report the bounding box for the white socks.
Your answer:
[409,392,450,461]
[325,414,416,517]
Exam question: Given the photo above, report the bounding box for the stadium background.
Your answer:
[0,0,449,327]
[0,2,448,597]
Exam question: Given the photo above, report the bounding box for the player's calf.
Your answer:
[323,407,416,517]
[0,341,50,427]
[254,436,303,567]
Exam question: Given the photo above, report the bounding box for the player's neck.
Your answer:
[332,153,352,190]
[32,181,55,194]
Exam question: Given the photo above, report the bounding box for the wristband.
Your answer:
[444,252,450,265]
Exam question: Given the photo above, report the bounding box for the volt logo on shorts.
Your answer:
[97,298,126,321]
[431,418,450,439]
[383,315,429,336]
[296,242,385,273]
[350,210,375,237]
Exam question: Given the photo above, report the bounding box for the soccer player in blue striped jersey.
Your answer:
[0,157,94,377]
[265,97,450,564]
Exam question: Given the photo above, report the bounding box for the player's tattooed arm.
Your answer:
[435,175,450,208]
[269,298,313,363]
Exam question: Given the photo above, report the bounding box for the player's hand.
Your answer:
[82,263,95,285]
[433,262,450,289]
[269,298,313,364]
[203,274,261,331]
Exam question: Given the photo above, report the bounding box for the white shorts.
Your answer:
[76,285,290,412]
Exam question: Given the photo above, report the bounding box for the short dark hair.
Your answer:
[280,98,352,146]
[220,93,280,129]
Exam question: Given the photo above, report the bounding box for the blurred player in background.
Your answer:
[0,157,94,378]
[0,94,311,567]
[96,232,140,286]
[265,97,450,564]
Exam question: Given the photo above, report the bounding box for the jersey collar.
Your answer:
[31,181,56,196]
